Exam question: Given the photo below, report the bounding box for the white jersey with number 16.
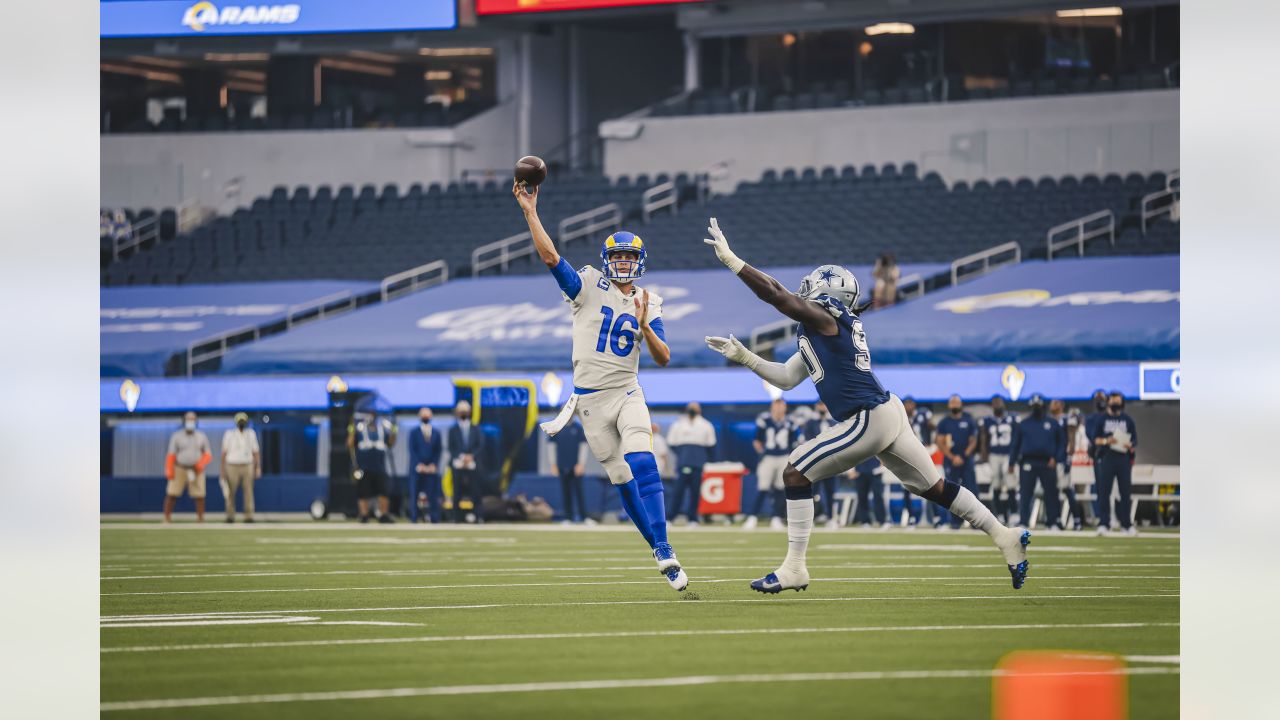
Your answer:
[565,265,664,391]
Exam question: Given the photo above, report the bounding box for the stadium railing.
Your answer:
[952,240,1022,285]
[641,181,678,222]
[1045,210,1115,260]
[184,259,450,376]
[471,202,623,277]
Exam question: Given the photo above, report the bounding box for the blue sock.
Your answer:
[615,479,655,548]
[626,451,668,547]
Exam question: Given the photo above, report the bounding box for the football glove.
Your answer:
[703,217,745,274]
[705,334,758,369]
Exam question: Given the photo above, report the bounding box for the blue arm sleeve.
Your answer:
[550,257,582,300]
[649,317,666,343]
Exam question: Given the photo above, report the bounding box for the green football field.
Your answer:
[100,523,1179,718]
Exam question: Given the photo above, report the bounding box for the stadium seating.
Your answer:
[100,173,683,285]
[101,163,1176,286]
[634,165,1178,268]
[648,67,1178,118]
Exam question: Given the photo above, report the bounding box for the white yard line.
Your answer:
[100,563,1179,581]
[101,621,1178,654]
[99,591,1180,622]
[100,575,1180,597]
[100,666,1179,711]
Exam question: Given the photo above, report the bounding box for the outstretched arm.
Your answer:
[514,181,559,268]
[703,218,837,335]
[706,335,808,390]
[515,180,586,300]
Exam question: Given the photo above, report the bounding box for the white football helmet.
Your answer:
[797,264,860,308]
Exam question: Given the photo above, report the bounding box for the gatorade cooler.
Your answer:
[698,462,746,516]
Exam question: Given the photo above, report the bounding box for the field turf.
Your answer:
[101,523,1179,718]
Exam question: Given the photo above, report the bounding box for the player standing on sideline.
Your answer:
[901,397,935,527]
[1091,392,1139,536]
[936,395,979,530]
[1009,394,1063,531]
[1083,389,1109,523]
[514,181,688,591]
[746,398,799,530]
[1050,399,1084,530]
[700,218,1030,592]
[805,402,843,529]
[980,395,1019,525]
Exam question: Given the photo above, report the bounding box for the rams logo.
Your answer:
[182,2,301,32]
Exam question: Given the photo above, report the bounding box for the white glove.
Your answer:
[706,334,758,369]
[703,217,745,274]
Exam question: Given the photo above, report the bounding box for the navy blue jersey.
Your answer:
[1094,413,1138,456]
[795,296,890,422]
[755,415,799,456]
[981,413,1018,456]
[1010,415,1064,463]
[910,407,934,445]
[936,413,978,458]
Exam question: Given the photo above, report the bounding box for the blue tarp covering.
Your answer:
[868,256,1179,364]
[216,263,947,375]
[101,281,377,377]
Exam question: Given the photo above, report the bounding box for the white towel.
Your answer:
[540,394,580,437]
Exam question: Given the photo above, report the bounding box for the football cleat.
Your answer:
[664,567,689,592]
[653,542,681,574]
[750,568,810,594]
[999,529,1032,590]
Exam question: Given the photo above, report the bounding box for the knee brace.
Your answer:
[624,452,661,497]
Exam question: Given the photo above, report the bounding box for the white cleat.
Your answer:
[582,517,598,526]
[742,516,758,530]
[826,518,840,530]
[995,526,1032,590]
[750,566,810,594]
[1097,526,1111,536]
[1123,526,1139,537]
[665,567,689,591]
[769,517,786,530]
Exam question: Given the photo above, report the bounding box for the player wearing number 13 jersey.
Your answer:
[514,180,687,592]
[700,217,1030,594]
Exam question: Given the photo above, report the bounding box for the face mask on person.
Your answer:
[420,416,431,425]
[1031,404,1045,417]
[1095,396,1107,411]
[949,407,962,417]
[687,409,697,418]
[184,419,196,431]
[236,420,247,430]
[1109,403,1123,413]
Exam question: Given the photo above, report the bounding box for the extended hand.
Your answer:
[634,289,650,326]
[703,217,745,274]
[705,334,752,365]
[513,180,539,214]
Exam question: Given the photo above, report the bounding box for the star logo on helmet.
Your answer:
[819,268,837,283]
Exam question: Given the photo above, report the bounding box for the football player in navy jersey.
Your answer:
[980,395,1019,525]
[746,398,800,530]
[804,402,844,529]
[701,218,1031,593]
[901,396,935,527]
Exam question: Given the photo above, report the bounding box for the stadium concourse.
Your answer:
[99,0,1181,717]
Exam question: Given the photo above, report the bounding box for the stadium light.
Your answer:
[865,22,915,36]
[1056,7,1123,18]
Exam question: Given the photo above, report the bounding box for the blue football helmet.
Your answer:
[601,231,647,282]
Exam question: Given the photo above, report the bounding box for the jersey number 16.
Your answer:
[595,306,638,357]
